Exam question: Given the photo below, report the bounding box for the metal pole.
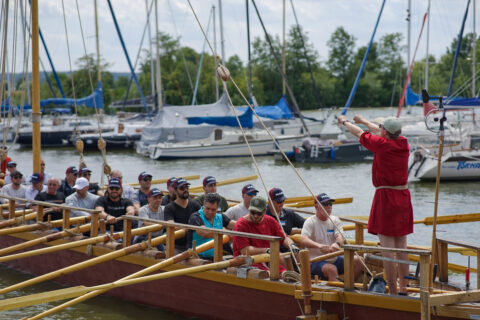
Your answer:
[94,0,101,83]
[425,0,430,91]
[154,0,163,109]
[213,5,219,100]
[246,0,253,103]
[473,0,476,97]
[407,0,411,82]
[282,0,286,95]
[145,0,155,97]
[31,0,41,173]
[218,0,226,63]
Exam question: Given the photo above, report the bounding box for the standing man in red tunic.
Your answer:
[337,115,413,295]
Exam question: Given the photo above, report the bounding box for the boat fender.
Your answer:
[367,274,386,293]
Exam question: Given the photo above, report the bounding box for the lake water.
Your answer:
[1,107,479,319]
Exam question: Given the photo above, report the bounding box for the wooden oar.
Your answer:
[0,220,92,257]
[126,174,201,187]
[1,208,34,219]
[285,197,353,207]
[1,252,252,313]
[190,175,258,193]
[310,250,344,263]
[0,230,186,295]
[0,215,90,236]
[0,212,37,228]
[27,235,231,320]
[0,224,164,263]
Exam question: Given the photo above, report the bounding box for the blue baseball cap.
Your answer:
[108,178,122,188]
[148,188,163,198]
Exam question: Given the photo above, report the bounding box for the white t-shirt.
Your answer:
[225,202,248,220]
[301,215,343,260]
[0,184,27,203]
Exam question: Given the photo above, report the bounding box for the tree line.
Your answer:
[36,26,479,113]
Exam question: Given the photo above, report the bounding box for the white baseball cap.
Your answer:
[73,177,89,190]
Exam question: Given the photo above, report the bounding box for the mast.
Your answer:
[31,0,41,173]
[213,5,219,100]
[154,0,163,109]
[425,0,430,91]
[282,0,286,95]
[406,0,411,83]
[94,0,101,83]
[146,0,154,97]
[246,0,253,103]
[218,0,226,63]
[473,0,476,97]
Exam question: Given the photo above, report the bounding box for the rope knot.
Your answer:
[217,64,231,81]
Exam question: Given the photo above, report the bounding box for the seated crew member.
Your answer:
[26,173,46,208]
[34,177,65,221]
[164,178,200,250]
[60,166,78,197]
[4,162,26,185]
[233,196,300,274]
[161,177,176,206]
[300,193,363,281]
[134,171,152,211]
[94,178,135,232]
[225,184,258,220]
[194,176,229,213]
[188,193,236,260]
[79,167,103,196]
[65,177,100,218]
[134,188,165,250]
[110,170,136,202]
[266,188,304,235]
[0,170,27,204]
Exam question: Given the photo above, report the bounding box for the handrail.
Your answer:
[0,195,101,214]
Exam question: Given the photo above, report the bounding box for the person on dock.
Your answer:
[79,168,103,196]
[233,196,300,275]
[225,184,258,220]
[34,177,65,221]
[60,166,78,198]
[266,188,304,236]
[0,170,26,203]
[25,173,46,207]
[161,177,176,206]
[133,188,165,249]
[337,115,413,295]
[65,177,99,218]
[194,176,229,213]
[0,146,12,179]
[188,193,236,260]
[300,193,363,281]
[164,178,200,250]
[3,162,26,185]
[134,171,152,208]
[94,178,135,232]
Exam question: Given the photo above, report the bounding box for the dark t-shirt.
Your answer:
[137,189,148,207]
[164,200,201,248]
[60,180,75,197]
[266,207,305,235]
[88,183,100,195]
[161,194,175,206]
[35,191,65,221]
[95,196,133,231]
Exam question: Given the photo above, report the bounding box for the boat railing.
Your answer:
[121,215,285,280]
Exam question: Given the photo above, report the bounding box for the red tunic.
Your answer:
[1,157,12,174]
[359,132,413,236]
[233,215,286,273]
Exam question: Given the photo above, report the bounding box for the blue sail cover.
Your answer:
[445,97,480,106]
[237,95,293,120]
[187,106,253,128]
[39,81,104,109]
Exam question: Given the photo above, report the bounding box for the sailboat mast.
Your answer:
[94,0,101,83]
[406,0,411,84]
[218,0,226,63]
[154,0,163,110]
[282,0,286,95]
[473,0,476,97]
[425,0,430,91]
[213,5,219,100]
[31,0,41,173]
[145,0,154,97]
[246,0,253,102]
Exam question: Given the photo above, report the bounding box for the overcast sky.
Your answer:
[6,0,475,73]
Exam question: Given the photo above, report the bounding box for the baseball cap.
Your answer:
[11,171,23,178]
[316,193,335,204]
[173,177,190,188]
[79,167,92,174]
[269,188,287,203]
[66,166,78,175]
[203,176,216,187]
[242,184,258,195]
[167,177,176,187]
[30,172,44,184]
[7,161,16,168]
[138,171,153,181]
[249,196,267,212]
[382,116,402,134]
[108,178,122,188]
[73,177,90,190]
[148,188,163,198]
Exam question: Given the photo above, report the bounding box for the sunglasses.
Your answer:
[323,202,333,207]
[41,163,45,166]
[250,210,264,216]
[143,177,152,182]
[246,192,258,196]
[109,187,120,191]
[379,124,384,129]
[12,176,22,179]
[83,173,91,177]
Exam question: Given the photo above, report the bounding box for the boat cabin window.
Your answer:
[215,129,222,141]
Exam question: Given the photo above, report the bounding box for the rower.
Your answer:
[161,177,176,206]
[60,166,78,197]
[25,173,46,208]
[194,176,229,213]
[3,161,26,185]
[135,171,153,209]
[300,193,363,281]
[266,187,304,236]
[0,145,12,179]
[188,193,235,260]
[225,184,258,220]
[79,167,103,196]
[65,177,99,218]
[34,177,65,221]
[0,170,26,204]
[133,188,165,250]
